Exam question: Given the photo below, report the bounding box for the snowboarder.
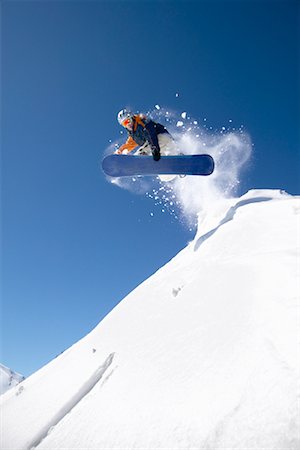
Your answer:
[115,109,177,161]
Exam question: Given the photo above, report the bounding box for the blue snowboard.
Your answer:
[102,154,215,177]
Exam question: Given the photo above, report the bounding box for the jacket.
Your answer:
[118,115,169,154]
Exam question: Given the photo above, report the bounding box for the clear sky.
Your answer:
[2,0,299,377]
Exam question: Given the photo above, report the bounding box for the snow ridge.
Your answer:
[194,194,274,250]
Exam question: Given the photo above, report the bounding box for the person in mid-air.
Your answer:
[115,109,177,161]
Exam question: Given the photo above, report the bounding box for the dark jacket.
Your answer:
[118,115,169,154]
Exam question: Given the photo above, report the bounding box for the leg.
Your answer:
[134,143,152,156]
[157,133,179,156]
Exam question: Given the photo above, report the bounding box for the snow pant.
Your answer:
[134,133,178,157]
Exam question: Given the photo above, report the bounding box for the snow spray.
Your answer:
[104,107,253,229]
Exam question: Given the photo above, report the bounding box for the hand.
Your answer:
[114,148,129,155]
[152,148,161,161]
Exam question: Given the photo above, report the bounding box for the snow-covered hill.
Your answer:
[1,189,299,450]
[0,364,24,396]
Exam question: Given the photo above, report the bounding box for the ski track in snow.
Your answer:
[25,353,115,450]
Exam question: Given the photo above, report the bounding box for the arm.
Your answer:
[144,121,160,152]
[115,136,138,154]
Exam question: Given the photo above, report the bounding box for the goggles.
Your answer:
[122,117,132,127]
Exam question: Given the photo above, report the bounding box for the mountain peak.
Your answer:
[0,364,24,396]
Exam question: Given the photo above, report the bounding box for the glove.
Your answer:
[152,148,161,161]
[114,149,129,155]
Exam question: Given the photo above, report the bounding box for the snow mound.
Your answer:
[1,189,299,450]
[0,364,24,396]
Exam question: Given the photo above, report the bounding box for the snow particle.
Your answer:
[176,121,184,127]
[155,104,161,110]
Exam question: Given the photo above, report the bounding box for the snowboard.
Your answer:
[102,154,215,177]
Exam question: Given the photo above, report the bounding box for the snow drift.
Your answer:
[1,188,299,450]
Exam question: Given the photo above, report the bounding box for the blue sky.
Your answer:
[2,0,299,376]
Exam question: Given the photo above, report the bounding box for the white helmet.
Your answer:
[117,109,134,126]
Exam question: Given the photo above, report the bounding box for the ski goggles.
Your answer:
[121,117,132,127]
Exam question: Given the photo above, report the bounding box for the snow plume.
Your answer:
[170,127,252,227]
[105,107,253,228]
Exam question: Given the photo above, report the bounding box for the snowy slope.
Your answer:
[1,189,299,450]
[0,364,24,396]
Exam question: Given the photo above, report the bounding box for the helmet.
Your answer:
[117,109,134,127]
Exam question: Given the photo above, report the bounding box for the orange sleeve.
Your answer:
[118,136,138,153]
